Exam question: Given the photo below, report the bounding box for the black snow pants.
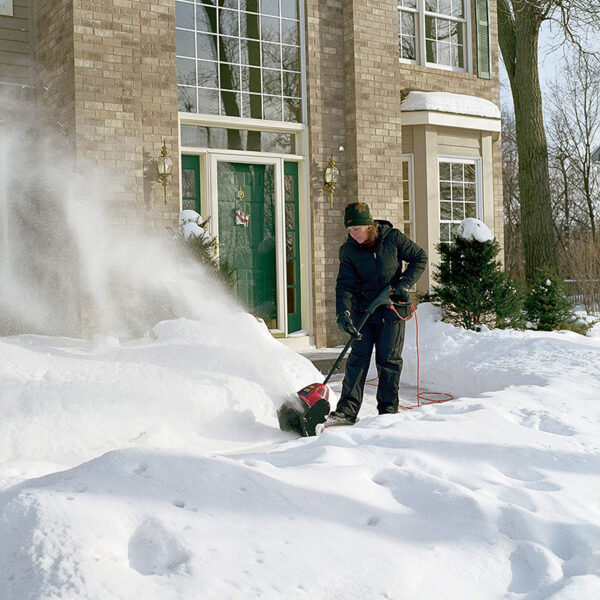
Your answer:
[335,308,406,419]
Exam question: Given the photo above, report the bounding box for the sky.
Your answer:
[499,19,600,114]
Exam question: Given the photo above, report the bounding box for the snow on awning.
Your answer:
[401,91,501,119]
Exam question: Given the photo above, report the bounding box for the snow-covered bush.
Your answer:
[428,218,524,331]
[174,210,236,290]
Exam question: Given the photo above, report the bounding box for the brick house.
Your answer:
[1,0,502,348]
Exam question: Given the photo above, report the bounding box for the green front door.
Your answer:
[217,162,277,328]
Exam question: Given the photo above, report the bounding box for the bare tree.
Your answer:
[497,0,600,282]
[547,51,600,241]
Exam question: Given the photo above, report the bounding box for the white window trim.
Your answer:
[402,154,416,241]
[401,154,417,290]
[398,0,472,74]
[437,156,482,243]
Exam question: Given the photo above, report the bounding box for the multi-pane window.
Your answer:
[439,158,478,244]
[398,0,468,71]
[176,0,303,122]
[398,0,417,61]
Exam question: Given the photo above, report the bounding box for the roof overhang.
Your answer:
[401,110,501,133]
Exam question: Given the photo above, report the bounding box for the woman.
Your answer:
[327,201,428,426]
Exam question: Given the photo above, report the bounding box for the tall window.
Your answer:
[176,0,303,122]
[439,158,478,244]
[398,0,468,71]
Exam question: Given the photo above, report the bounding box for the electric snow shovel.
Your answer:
[277,286,402,437]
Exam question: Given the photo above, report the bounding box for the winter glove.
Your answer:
[391,284,410,303]
[336,310,360,337]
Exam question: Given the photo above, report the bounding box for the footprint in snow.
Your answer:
[497,487,537,512]
[128,518,191,576]
[519,409,576,436]
[133,463,149,476]
[508,542,562,593]
[434,403,483,415]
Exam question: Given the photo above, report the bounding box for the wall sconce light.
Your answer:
[156,140,173,204]
[323,157,339,209]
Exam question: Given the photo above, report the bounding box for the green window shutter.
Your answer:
[475,0,492,79]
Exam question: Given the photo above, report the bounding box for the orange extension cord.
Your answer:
[365,304,454,409]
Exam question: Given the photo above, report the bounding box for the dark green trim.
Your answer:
[475,0,492,79]
[181,154,201,213]
[284,161,302,333]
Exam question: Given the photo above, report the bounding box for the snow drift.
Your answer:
[1,305,599,599]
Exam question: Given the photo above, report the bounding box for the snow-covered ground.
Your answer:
[1,304,599,600]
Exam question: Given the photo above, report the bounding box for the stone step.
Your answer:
[299,349,347,378]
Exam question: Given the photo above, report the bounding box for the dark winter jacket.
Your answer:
[336,220,428,316]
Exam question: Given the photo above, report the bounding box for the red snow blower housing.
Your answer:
[277,286,408,436]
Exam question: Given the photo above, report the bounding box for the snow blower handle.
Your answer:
[322,285,399,386]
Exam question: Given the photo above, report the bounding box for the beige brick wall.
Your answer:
[33,0,77,147]
[71,0,180,231]
[305,0,347,348]
[32,0,181,335]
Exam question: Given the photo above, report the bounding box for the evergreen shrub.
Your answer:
[429,234,524,331]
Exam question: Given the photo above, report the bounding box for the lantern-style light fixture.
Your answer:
[156,140,173,204]
[323,157,339,209]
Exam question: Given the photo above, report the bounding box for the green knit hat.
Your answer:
[344,202,373,227]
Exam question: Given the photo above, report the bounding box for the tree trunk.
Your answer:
[501,3,558,282]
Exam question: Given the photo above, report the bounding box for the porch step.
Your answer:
[299,349,347,378]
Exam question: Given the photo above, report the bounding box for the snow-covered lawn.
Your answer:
[1,305,599,600]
